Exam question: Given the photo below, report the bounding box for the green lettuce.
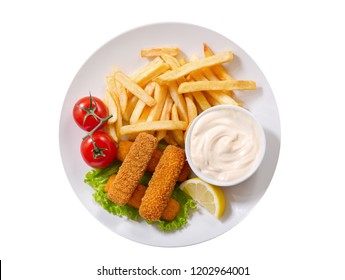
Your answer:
[84,160,196,231]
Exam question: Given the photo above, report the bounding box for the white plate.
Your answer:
[59,22,281,247]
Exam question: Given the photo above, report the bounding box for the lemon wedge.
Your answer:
[179,178,226,218]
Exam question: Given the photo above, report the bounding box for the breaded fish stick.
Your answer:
[116,140,133,162]
[139,145,185,222]
[177,162,191,182]
[116,140,190,181]
[128,185,180,221]
[105,174,146,208]
[116,140,163,173]
[107,133,158,206]
[161,199,180,222]
[127,184,146,209]
[105,174,180,221]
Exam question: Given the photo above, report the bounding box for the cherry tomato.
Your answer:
[81,131,117,168]
[73,95,108,131]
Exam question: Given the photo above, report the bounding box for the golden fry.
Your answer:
[161,53,188,86]
[203,43,233,80]
[178,57,187,66]
[156,94,173,141]
[106,76,116,93]
[171,104,185,148]
[168,81,188,121]
[178,80,256,93]
[164,133,179,146]
[141,47,179,57]
[146,83,168,122]
[115,71,156,107]
[191,91,211,111]
[111,91,123,141]
[185,93,197,124]
[138,106,151,123]
[135,63,170,88]
[155,51,233,84]
[188,68,239,105]
[129,82,155,124]
[160,53,180,69]
[122,95,138,122]
[114,71,128,115]
[120,120,188,136]
[130,57,162,82]
[104,91,118,124]
[205,93,220,106]
[104,122,118,143]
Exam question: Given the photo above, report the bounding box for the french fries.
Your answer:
[156,94,174,141]
[120,120,188,136]
[178,80,256,93]
[130,57,163,84]
[109,91,123,141]
[203,43,234,81]
[103,44,257,147]
[170,104,185,147]
[115,79,128,115]
[115,71,156,107]
[104,91,118,124]
[155,51,233,85]
[146,84,168,122]
[185,93,197,124]
[135,63,170,88]
[167,81,188,122]
[141,47,179,57]
[129,82,155,124]
[122,95,138,122]
[104,121,118,142]
[191,91,211,111]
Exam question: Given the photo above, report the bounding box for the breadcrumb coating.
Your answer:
[116,140,190,181]
[139,145,185,222]
[107,133,157,206]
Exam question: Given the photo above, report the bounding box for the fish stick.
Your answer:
[116,140,190,181]
[127,184,147,209]
[127,185,180,221]
[139,145,185,222]
[146,149,163,173]
[116,140,163,173]
[116,140,133,162]
[104,173,116,193]
[178,162,191,182]
[105,174,180,221]
[161,199,180,222]
[107,133,158,205]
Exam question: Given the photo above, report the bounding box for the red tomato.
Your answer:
[73,95,108,131]
[81,131,117,168]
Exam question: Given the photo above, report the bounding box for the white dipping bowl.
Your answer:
[185,105,266,187]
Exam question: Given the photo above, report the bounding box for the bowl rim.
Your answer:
[185,104,266,187]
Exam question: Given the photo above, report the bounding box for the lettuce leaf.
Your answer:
[84,160,196,231]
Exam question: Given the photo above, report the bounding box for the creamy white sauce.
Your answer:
[190,108,260,182]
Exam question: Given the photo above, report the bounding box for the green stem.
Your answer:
[83,114,113,140]
[91,137,107,159]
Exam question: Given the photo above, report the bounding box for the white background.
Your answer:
[1,0,344,279]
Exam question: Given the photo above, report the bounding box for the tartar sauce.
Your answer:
[189,107,261,182]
